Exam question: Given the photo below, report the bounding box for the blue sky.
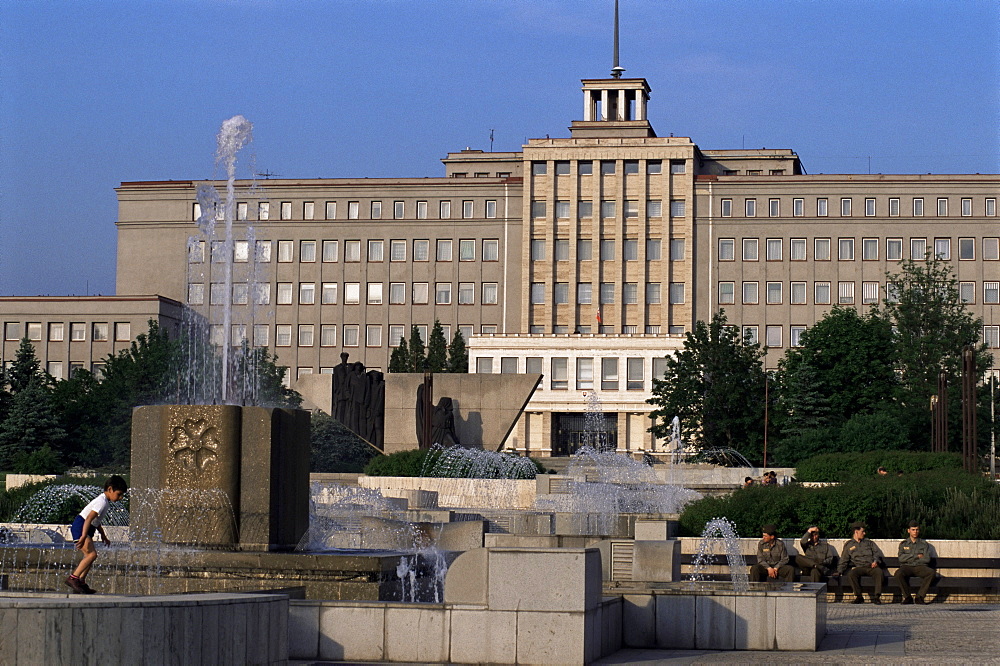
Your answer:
[2,0,998,297]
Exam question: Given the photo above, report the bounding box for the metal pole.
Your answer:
[422,371,434,449]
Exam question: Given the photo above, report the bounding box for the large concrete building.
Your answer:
[3,64,998,455]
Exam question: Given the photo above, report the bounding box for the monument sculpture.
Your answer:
[331,352,387,449]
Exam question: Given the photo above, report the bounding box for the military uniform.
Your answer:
[749,537,795,582]
[797,532,834,582]
[837,537,886,601]
[894,537,937,602]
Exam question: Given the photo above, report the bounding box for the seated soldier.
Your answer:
[893,520,938,604]
[836,521,887,604]
[797,526,834,582]
[749,524,795,582]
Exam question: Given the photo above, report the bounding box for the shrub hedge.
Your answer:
[363,448,543,478]
[678,469,1000,540]
[364,449,434,477]
[0,475,128,523]
[794,451,962,482]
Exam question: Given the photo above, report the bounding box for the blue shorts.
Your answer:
[70,516,96,541]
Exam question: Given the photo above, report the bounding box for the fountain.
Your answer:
[688,517,750,592]
[582,391,614,452]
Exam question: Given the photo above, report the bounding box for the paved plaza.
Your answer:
[596,602,1000,664]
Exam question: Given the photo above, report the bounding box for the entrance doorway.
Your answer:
[551,412,618,456]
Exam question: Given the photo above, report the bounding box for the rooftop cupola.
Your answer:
[569,0,656,138]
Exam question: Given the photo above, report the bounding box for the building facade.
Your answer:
[3,67,997,455]
[0,296,183,379]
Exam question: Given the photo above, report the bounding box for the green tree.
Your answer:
[234,345,302,408]
[0,377,67,470]
[881,255,990,448]
[310,412,378,472]
[408,325,426,372]
[447,330,469,373]
[777,359,833,437]
[388,338,410,373]
[647,311,768,460]
[0,366,9,427]
[7,338,43,395]
[777,306,897,428]
[426,320,448,372]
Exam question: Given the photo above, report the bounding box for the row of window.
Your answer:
[531,159,686,177]
[3,322,131,343]
[720,237,1000,262]
[194,199,501,223]
[188,280,501,307]
[530,199,685,219]
[530,238,683,261]
[720,280,1000,306]
[207,323,493,349]
[721,196,997,218]
[743,324,1000,350]
[17,361,107,381]
[525,325,685,335]
[479,354,668,392]
[528,282,683,305]
[189,238,501,264]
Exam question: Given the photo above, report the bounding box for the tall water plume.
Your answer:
[177,115,274,406]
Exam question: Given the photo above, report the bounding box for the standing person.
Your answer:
[749,525,795,582]
[65,475,127,594]
[893,520,938,604]
[836,522,886,604]
[797,526,835,582]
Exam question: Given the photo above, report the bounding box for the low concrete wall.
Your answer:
[4,474,60,491]
[654,466,796,486]
[289,546,619,663]
[596,539,682,583]
[617,583,826,651]
[0,592,287,664]
[358,476,537,510]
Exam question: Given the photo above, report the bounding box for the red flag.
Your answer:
[596,309,602,325]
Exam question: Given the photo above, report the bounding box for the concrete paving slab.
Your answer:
[594,602,1000,664]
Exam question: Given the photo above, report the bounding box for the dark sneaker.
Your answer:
[81,582,97,594]
[871,597,882,605]
[65,576,86,594]
[901,597,913,605]
[851,596,864,604]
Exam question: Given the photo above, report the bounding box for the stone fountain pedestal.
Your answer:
[131,405,310,551]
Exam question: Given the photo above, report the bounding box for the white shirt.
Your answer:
[78,493,111,527]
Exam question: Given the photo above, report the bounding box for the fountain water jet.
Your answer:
[689,517,750,592]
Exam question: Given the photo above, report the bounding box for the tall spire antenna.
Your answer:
[611,0,625,78]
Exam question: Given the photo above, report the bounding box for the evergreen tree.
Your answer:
[408,325,426,372]
[447,330,469,373]
[0,377,66,471]
[0,364,11,425]
[778,359,833,437]
[426,320,448,372]
[647,311,768,460]
[310,412,378,472]
[388,338,410,373]
[7,338,43,395]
